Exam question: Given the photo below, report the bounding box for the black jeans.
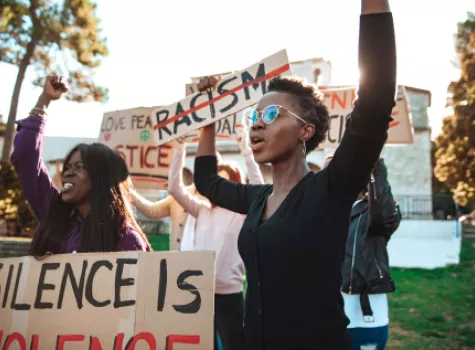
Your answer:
[214,292,245,350]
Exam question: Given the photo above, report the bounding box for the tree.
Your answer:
[0,0,109,162]
[0,161,38,233]
[434,12,475,207]
[431,141,451,195]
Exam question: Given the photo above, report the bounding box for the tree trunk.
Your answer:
[1,39,37,162]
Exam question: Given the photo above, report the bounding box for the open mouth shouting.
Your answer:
[62,182,74,193]
[250,136,265,152]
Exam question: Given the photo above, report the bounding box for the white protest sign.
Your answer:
[185,78,256,142]
[318,85,414,148]
[0,251,215,349]
[152,50,290,145]
[98,107,175,190]
[185,79,243,142]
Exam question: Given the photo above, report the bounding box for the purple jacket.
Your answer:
[11,116,148,254]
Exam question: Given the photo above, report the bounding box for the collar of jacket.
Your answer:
[351,198,369,217]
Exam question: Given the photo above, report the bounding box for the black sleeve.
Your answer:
[194,156,266,215]
[327,13,396,200]
[368,159,401,237]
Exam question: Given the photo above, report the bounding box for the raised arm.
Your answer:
[195,125,265,214]
[327,0,396,199]
[194,78,266,214]
[368,159,402,237]
[10,77,67,222]
[130,189,172,219]
[168,139,209,217]
[236,119,265,185]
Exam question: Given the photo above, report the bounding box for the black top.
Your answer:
[194,13,396,350]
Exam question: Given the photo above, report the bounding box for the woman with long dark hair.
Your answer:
[193,0,396,348]
[11,76,151,256]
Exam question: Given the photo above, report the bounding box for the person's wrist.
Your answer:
[175,141,186,150]
[36,94,52,110]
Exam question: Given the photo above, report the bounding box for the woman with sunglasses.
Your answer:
[194,0,396,348]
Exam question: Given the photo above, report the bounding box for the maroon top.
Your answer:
[11,115,148,253]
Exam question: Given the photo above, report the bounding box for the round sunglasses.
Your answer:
[250,105,306,125]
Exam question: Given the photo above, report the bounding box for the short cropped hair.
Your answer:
[268,77,329,153]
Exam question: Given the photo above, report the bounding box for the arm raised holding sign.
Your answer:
[194,77,267,214]
[11,76,151,256]
[130,190,173,220]
[236,116,265,185]
[194,1,396,348]
[168,138,210,218]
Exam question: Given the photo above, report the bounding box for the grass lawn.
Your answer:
[388,239,475,349]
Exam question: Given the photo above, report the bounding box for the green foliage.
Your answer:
[0,0,109,102]
[388,240,475,349]
[431,141,451,194]
[434,12,475,207]
[0,161,38,231]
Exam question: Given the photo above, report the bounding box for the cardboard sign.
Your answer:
[98,107,175,190]
[0,251,214,349]
[318,85,414,148]
[185,79,248,142]
[152,50,290,145]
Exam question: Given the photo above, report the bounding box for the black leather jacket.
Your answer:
[341,158,401,296]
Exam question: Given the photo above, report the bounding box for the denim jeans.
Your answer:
[348,325,389,350]
[214,292,245,350]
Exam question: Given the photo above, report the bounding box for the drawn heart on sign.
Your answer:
[104,133,111,142]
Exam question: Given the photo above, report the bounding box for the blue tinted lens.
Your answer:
[250,110,259,125]
[262,105,279,123]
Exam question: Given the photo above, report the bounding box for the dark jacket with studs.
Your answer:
[341,158,401,295]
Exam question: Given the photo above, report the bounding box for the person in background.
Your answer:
[326,157,401,350]
[11,76,151,256]
[193,0,396,348]
[168,120,263,350]
[129,166,196,250]
[129,145,230,252]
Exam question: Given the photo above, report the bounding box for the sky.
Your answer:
[0,0,473,139]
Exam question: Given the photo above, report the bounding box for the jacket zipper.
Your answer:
[374,257,383,279]
[349,214,362,294]
[370,173,383,279]
[371,174,377,199]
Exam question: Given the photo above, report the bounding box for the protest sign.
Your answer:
[98,107,175,190]
[318,85,413,148]
[0,251,214,349]
[185,79,241,142]
[152,50,290,145]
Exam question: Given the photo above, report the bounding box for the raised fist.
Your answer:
[42,75,68,100]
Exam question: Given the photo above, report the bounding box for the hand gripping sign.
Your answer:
[152,50,291,146]
[99,50,290,189]
[185,76,254,143]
